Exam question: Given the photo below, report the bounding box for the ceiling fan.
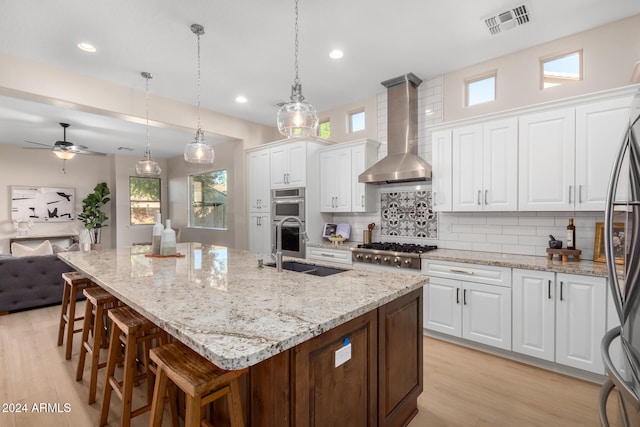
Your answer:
[24,122,107,159]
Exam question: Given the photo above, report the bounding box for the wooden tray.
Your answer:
[546,248,581,262]
[144,253,185,258]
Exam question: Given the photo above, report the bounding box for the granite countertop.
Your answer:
[57,242,426,370]
[421,248,619,278]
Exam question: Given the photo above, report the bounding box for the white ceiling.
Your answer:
[0,0,639,158]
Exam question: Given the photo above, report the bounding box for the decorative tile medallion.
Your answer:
[380,190,437,238]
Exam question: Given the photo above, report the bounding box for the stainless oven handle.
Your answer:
[272,198,305,204]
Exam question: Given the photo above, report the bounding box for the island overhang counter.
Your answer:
[58,242,426,426]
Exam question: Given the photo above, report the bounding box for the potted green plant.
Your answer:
[78,182,111,249]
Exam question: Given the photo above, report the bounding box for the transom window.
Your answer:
[319,119,331,138]
[349,110,365,133]
[129,177,161,225]
[189,170,227,230]
[465,72,496,107]
[541,50,583,89]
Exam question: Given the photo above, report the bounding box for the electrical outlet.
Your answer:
[335,343,352,367]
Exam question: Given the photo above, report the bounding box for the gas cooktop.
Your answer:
[352,242,438,269]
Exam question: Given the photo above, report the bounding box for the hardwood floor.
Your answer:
[0,303,621,426]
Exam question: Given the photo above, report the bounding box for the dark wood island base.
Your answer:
[214,287,424,427]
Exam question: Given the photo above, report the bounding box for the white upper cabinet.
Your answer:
[431,130,452,212]
[518,108,575,211]
[247,148,271,212]
[270,141,307,189]
[452,118,517,211]
[319,149,351,212]
[575,97,631,210]
[319,139,379,213]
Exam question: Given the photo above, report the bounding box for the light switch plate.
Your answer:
[335,343,352,367]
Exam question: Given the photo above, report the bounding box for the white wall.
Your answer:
[167,139,244,249]
[444,14,640,122]
[0,145,114,253]
[317,96,378,142]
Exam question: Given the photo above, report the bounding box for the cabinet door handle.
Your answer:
[456,288,460,304]
[477,190,481,205]
[256,217,260,226]
[433,191,437,206]
[361,194,365,206]
[450,268,474,275]
[568,185,572,204]
[463,289,467,305]
[560,281,564,301]
[579,185,583,204]
[548,280,552,299]
[484,190,488,205]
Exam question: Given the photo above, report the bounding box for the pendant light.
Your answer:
[184,24,215,164]
[277,0,319,138]
[136,72,162,176]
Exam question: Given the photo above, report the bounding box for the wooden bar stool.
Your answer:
[100,306,169,427]
[149,341,247,427]
[76,286,121,404]
[57,271,96,360]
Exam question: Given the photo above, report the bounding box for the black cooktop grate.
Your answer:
[356,242,438,254]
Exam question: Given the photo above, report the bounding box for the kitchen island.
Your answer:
[58,242,426,426]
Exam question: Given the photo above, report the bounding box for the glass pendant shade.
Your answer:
[184,130,215,164]
[54,151,75,160]
[135,156,161,176]
[277,84,319,137]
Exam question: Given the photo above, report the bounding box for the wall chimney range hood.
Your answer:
[358,73,432,184]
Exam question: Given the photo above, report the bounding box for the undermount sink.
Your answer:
[265,261,347,277]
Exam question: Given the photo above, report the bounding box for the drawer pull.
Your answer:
[456,288,460,304]
[548,280,552,299]
[449,268,474,275]
[560,281,564,301]
[463,289,467,305]
[320,253,335,257]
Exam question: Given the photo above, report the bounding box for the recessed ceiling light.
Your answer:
[235,96,248,103]
[77,42,96,53]
[329,49,344,59]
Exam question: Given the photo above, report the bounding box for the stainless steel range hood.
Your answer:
[358,73,432,184]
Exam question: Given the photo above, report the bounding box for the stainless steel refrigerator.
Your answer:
[599,89,640,426]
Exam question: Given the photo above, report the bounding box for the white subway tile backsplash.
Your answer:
[451,224,475,233]
[472,225,502,235]
[457,216,488,225]
[472,243,502,253]
[518,216,557,227]
[486,234,520,245]
[503,226,537,236]
[445,241,473,250]
[458,233,487,243]
[486,216,519,226]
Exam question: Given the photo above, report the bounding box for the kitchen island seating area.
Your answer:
[52,265,250,427]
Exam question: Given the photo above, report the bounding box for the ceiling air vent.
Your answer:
[485,3,530,35]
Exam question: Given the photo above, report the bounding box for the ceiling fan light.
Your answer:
[54,151,76,160]
[135,158,162,176]
[184,130,215,163]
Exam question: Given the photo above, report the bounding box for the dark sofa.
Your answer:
[0,254,74,313]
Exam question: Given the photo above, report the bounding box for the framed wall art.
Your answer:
[11,186,75,222]
[594,221,626,265]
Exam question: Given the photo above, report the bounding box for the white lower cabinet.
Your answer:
[248,213,271,256]
[424,261,512,351]
[512,269,607,374]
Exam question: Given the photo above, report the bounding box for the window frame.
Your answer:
[348,109,366,133]
[464,71,497,107]
[319,118,331,139]
[129,176,161,226]
[540,49,583,90]
[188,169,228,231]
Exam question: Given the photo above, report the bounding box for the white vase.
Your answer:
[160,219,176,256]
[151,213,164,255]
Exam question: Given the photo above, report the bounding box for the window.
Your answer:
[130,177,161,225]
[349,110,365,133]
[319,119,331,138]
[541,50,582,89]
[465,73,496,106]
[189,170,227,230]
